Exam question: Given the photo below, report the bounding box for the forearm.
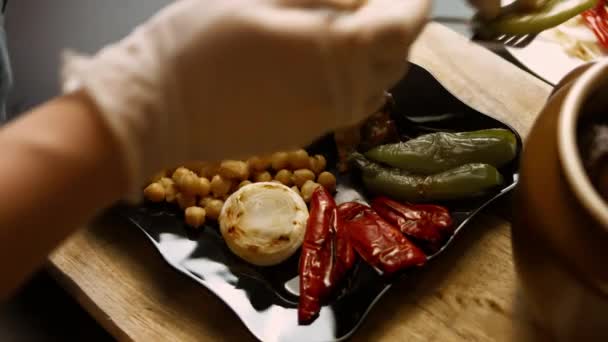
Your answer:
[0,91,128,297]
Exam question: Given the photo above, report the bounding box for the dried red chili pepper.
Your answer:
[333,208,356,285]
[582,1,608,50]
[298,187,354,324]
[337,201,368,221]
[371,197,453,245]
[338,202,426,276]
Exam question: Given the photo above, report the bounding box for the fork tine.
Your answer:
[480,32,537,49]
[502,35,520,46]
[469,27,537,49]
[513,34,535,48]
[513,34,529,47]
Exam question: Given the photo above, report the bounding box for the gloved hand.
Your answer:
[61,0,430,201]
[467,0,547,19]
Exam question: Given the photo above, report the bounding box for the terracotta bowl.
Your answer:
[514,60,608,341]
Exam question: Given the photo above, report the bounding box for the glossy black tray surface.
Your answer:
[122,63,522,342]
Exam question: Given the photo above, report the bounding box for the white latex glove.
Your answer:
[467,0,548,19]
[61,0,430,201]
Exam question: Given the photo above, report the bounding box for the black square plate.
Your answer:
[120,63,521,342]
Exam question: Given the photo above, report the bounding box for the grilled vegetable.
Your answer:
[581,1,608,50]
[350,153,504,202]
[219,182,308,266]
[338,202,426,276]
[299,187,354,324]
[475,0,597,36]
[371,197,452,241]
[364,129,517,175]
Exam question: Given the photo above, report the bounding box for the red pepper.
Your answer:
[298,187,355,324]
[371,197,453,245]
[582,1,608,50]
[336,201,368,221]
[338,202,426,276]
[332,207,356,285]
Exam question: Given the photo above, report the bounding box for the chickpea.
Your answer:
[160,178,178,203]
[288,149,310,170]
[301,180,321,203]
[274,169,293,186]
[176,192,197,210]
[143,183,165,202]
[172,167,191,183]
[211,175,232,198]
[165,185,178,203]
[175,172,199,195]
[205,199,224,221]
[199,196,213,208]
[247,156,271,172]
[238,180,252,189]
[185,206,206,229]
[293,169,316,188]
[317,171,337,193]
[253,171,272,183]
[158,177,174,189]
[219,160,250,180]
[271,152,289,171]
[192,177,211,197]
[309,155,327,175]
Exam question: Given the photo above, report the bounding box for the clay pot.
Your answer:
[514,61,608,341]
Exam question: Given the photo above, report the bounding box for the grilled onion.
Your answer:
[219,182,309,266]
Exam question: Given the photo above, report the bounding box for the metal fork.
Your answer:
[471,31,539,49]
[432,16,538,50]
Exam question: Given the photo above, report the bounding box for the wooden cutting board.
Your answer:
[48,23,554,342]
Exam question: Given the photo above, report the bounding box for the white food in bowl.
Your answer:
[219,182,309,266]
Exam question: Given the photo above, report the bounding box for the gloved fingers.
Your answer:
[332,0,429,103]
[317,0,426,127]
[276,0,364,10]
[362,91,389,122]
[369,55,409,95]
[331,0,430,63]
[338,90,387,128]
[343,58,407,127]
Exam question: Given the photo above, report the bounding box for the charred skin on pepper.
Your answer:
[371,197,453,253]
[350,153,504,202]
[371,197,452,239]
[298,187,355,324]
[338,203,426,277]
[364,129,517,175]
[332,208,356,286]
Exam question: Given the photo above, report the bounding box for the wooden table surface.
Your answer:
[48,23,554,342]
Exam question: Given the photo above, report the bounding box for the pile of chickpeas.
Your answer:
[143,149,337,229]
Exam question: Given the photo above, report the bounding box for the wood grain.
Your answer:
[409,23,553,139]
[49,23,554,342]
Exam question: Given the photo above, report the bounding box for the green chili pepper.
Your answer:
[350,153,503,202]
[364,129,517,175]
[475,0,597,36]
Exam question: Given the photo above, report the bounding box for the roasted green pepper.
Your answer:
[364,129,517,175]
[350,153,503,202]
[475,0,597,36]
